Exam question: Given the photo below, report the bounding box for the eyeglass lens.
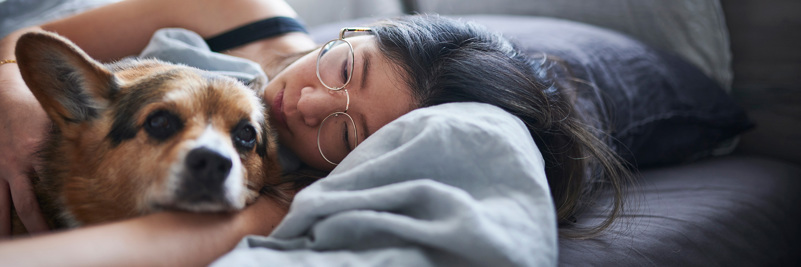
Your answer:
[317,40,353,90]
[318,112,358,164]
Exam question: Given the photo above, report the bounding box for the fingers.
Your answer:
[0,181,10,237]
[9,173,49,234]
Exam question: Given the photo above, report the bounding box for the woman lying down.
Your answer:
[0,0,631,266]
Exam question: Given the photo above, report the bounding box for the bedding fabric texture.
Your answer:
[137,28,268,90]
[213,102,558,266]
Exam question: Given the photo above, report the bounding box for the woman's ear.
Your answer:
[15,31,117,130]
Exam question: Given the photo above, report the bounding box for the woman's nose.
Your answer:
[297,86,347,126]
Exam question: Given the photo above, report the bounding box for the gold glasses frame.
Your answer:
[315,27,372,166]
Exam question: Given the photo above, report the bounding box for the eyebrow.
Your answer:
[359,51,372,141]
[360,52,371,92]
[360,113,371,141]
[359,52,372,140]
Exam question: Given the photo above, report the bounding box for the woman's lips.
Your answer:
[271,88,289,131]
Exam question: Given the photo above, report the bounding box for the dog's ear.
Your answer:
[248,76,267,95]
[15,31,117,128]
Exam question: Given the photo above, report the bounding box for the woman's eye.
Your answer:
[342,121,353,151]
[144,110,183,140]
[233,121,257,151]
[341,121,349,151]
[341,59,350,84]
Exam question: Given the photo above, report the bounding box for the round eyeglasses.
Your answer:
[315,27,371,166]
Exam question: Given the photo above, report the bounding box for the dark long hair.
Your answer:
[371,15,632,238]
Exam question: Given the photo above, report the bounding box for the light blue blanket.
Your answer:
[213,101,558,266]
[139,28,557,266]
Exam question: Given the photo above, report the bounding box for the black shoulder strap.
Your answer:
[205,16,308,52]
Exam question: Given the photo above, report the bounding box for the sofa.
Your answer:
[2,0,798,265]
[289,0,801,265]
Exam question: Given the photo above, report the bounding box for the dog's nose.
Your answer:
[185,147,232,186]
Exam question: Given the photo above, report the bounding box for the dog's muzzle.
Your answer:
[160,127,246,212]
[178,147,233,203]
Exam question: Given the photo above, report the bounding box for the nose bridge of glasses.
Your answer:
[314,86,350,112]
[315,88,351,125]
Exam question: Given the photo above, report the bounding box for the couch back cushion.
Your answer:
[414,0,732,92]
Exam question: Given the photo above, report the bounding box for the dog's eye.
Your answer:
[233,121,257,151]
[144,110,183,140]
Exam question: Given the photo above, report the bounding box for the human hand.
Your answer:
[0,63,50,237]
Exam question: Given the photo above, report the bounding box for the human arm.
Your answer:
[0,37,51,235]
[0,196,286,266]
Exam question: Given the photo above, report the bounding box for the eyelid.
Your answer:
[342,120,353,152]
[341,59,349,85]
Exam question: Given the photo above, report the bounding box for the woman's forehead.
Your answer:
[352,43,415,140]
[345,35,376,49]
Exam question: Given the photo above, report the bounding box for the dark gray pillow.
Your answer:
[309,15,754,168]
[468,15,754,168]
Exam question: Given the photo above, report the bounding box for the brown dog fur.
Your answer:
[10,31,281,234]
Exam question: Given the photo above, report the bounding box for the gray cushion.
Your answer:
[468,15,753,168]
[560,155,801,266]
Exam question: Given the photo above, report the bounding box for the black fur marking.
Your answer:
[29,123,73,229]
[144,110,184,141]
[106,71,176,146]
[256,122,269,158]
[46,55,114,121]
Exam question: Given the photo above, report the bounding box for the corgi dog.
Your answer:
[10,31,281,234]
